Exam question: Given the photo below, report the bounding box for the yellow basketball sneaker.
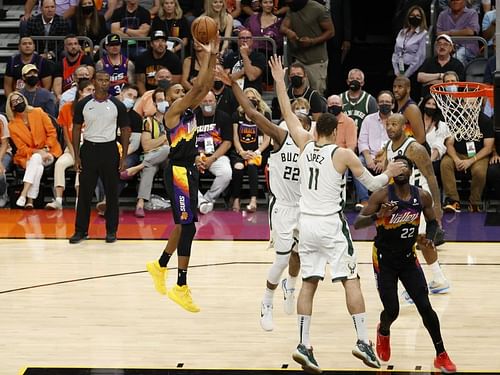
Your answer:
[167,284,200,313]
[146,260,167,295]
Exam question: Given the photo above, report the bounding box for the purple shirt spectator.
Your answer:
[392,26,427,77]
[436,6,479,58]
[245,13,283,54]
[357,112,389,158]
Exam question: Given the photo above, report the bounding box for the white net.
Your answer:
[430,83,484,142]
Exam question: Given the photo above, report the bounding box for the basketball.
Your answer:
[191,15,218,44]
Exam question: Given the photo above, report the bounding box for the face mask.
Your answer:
[290,76,303,88]
[295,108,308,116]
[25,75,39,87]
[157,101,169,114]
[122,97,135,110]
[13,101,26,113]
[424,107,437,117]
[81,5,94,14]
[445,85,458,93]
[328,105,342,116]
[250,99,259,108]
[157,79,170,89]
[213,80,224,91]
[348,79,361,91]
[379,104,392,115]
[394,174,409,185]
[408,16,421,28]
[202,104,214,113]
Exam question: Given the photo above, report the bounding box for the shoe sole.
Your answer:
[292,352,322,374]
[434,365,457,374]
[167,290,200,313]
[146,263,167,295]
[352,349,381,369]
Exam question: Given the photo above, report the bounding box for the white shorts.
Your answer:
[298,213,358,281]
[418,182,430,234]
[269,200,299,254]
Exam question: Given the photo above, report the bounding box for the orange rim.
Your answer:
[430,81,493,100]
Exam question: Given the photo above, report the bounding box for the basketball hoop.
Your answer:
[430,81,494,142]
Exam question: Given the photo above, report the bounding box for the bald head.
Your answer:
[327,95,342,107]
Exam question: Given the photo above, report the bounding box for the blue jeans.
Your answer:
[353,154,371,203]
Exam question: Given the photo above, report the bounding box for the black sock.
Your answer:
[158,252,171,267]
[434,340,445,356]
[177,269,187,286]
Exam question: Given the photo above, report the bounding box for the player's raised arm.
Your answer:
[165,37,219,128]
[268,55,312,151]
[216,66,286,148]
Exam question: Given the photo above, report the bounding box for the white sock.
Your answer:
[429,261,445,280]
[352,312,369,344]
[262,287,274,305]
[287,275,298,290]
[298,314,311,347]
[56,197,63,205]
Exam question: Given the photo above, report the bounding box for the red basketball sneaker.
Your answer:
[434,351,457,373]
[376,323,391,362]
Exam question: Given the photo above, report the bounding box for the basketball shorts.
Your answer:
[269,199,299,255]
[165,162,199,224]
[298,212,358,281]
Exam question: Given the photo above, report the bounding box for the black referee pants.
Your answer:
[75,141,120,235]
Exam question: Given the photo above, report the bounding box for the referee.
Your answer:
[69,70,131,244]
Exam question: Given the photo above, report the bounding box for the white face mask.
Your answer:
[295,108,308,116]
[122,97,135,110]
[157,101,169,114]
[202,104,214,114]
[445,85,458,93]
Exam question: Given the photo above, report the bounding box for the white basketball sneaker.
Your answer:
[260,303,273,331]
[281,278,296,315]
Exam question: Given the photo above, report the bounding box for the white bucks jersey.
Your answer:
[268,132,301,204]
[386,137,427,188]
[299,141,345,215]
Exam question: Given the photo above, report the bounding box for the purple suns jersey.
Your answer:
[100,54,130,96]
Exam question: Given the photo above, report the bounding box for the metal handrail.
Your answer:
[218,35,278,59]
[98,36,185,62]
[31,35,94,61]
[449,35,489,59]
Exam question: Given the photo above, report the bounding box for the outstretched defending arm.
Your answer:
[268,55,312,151]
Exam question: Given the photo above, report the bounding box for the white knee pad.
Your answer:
[267,252,291,285]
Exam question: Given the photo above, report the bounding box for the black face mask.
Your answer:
[424,107,438,117]
[379,104,392,115]
[81,5,94,14]
[328,105,342,116]
[213,80,224,91]
[157,79,170,89]
[348,80,361,91]
[290,76,303,88]
[13,102,26,113]
[394,175,409,185]
[408,16,421,28]
[25,75,39,87]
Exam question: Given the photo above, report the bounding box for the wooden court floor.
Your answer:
[0,239,499,375]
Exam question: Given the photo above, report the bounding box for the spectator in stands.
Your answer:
[6,92,63,208]
[392,5,428,101]
[420,95,450,183]
[355,90,392,210]
[181,43,202,91]
[241,0,261,22]
[134,68,173,117]
[176,0,204,24]
[96,0,117,22]
[223,28,267,93]
[339,68,378,131]
[417,34,465,98]
[227,0,243,28]
[326,0,352,95]
[135,29,182,95]
[195,90,233,214]
[280,0,334,95]
[245,0,284,56]
[441,112,494,213]
[212,68,239,117]
[151,0,190,56]
[482,9,496,57]
[95,33,136,96]
[326,94,357,152]
[59,65,92,107]
[278,61,326,121]
[133,88,171,218]
[20,64,57,118]
[393,75,426,145]
[0,114,12,207]
[71,0,107,54]
[46,79,95,209]
[436,0,480,65]
[26,0,70,60]
[110,0,151,61]
[290,97,310,117]
[486,135,500,204]
[23,0,78,21]
[483,36,495,117]
[231,87,271,212]
[4,36,53,97]
[53,35,95,102]
[202,0,234,55]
